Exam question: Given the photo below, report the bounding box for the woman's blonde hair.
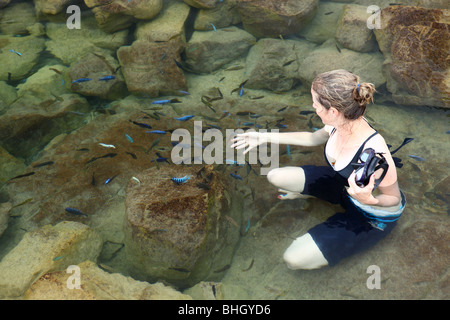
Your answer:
[311,69,376,120]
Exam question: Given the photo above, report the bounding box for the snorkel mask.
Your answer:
[352,148,389,188]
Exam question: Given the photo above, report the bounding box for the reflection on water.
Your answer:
[0,0,448,300]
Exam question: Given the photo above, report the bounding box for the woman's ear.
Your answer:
[330,107,339,117]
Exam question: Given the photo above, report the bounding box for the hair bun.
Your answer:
[353,82,375,107]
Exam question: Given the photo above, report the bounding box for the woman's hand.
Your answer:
[230,132,268,155]
[347,171,379,206]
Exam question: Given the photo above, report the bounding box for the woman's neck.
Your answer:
[334,117,364,136]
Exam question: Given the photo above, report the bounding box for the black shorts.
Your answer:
[300,165,400,266]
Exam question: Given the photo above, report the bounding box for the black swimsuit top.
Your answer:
[324,127,379,186]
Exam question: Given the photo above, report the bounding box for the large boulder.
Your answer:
[66,52,127,100]
[297,1,346,44]
[0,35,45,82]
[298,38,385,89]
[184,27,256,74]
[236,0,319,38]
[194,0,241,31]
[374,6,450,108]
[0,93,90,160]
[124,165,244,288]
[0,221,103,299]
[117,39,187,97]
[135,0,191,43]
[244,38,316,92]
[85,0,163,33]
[24,260,192,300]
[335,4,378,52]
[45,16,129,65]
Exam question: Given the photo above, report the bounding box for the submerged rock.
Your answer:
[335,4,378,53]
[0,221,103,299]
[185,27,256,74]
[85,0,163,33]
[0,93,90,160]
[124,165,244,288]
[183,0,218,9]
[374,6,450,108]
[117,39,187,97]
[245,38,316,92]
[236,0,319,38]
[194,0,241,31]
[298,38,385,88]
[67,52,127,100]
[135,0,191,43]
[24,260,192,300]
[0,36,45,82]
[0,201,11,239]
[45,16,129,65]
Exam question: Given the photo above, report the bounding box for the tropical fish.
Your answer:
[104,174,119,184]
[32,161,55,168]
[201,96,216,113]
[98,143,116,148]
[225,159,245,166]
[99,75,115,81]
[230,172,243,180]
[9,49,21,56]
[408,155,425,161]
[390,137,414,155]
[65,207,88,218]
[171,175,191,185]
[9,172,35,181]
[126,151,137,159]
[131,120,152,129]
[72,78,92,84]
[151,98,181,105]
[174,115,195,121]
[210,23,217,32]
[125,134,134,143]
[146,130,167,134]
[154,152,170,163]
[85,152,117,164]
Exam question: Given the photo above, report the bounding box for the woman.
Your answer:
[231,69,406,269]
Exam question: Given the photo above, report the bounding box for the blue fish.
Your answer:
[131,120,152,129]
[286,144,291,160]
[146,130,167,134]
[178,90,190,95]
[171,174,191,185]
[408,155,425,161]
[65,207,88,218]
[174,115,195,121]
[151,98,181,105]
[225,159,245,166]
[99,75,115,81]
[154,152,170,164]
[151,99,170,104]
[242,122,254,126]
[210,23,217,32]
[230,172,243,180]
[104,174,118,185]
[9,49,22,56]
[72,78,92,84]
[125,134,134,143]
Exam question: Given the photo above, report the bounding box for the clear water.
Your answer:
[0,0,448,300]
